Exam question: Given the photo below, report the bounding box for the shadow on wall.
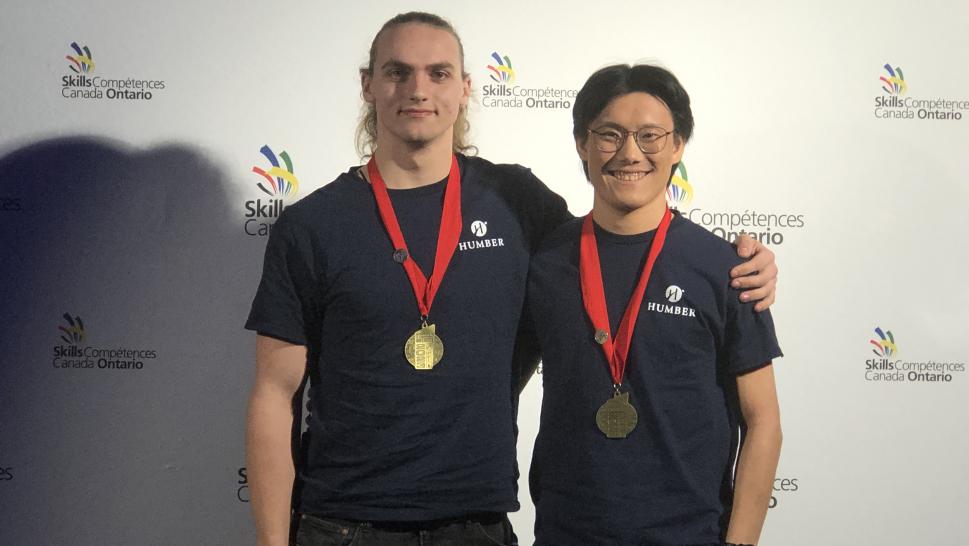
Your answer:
[0,135,253,341]
[0,135,265,543]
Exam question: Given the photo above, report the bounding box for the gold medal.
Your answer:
[581,210,672,440]
[404,324,444,370]
[368,156,462,373]
[595,391,638,438]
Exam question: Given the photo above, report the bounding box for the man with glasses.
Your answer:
[245,12,779,546]
[526,64,782,546]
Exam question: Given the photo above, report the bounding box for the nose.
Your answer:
[615,131,645,162]
[405,71,430,102]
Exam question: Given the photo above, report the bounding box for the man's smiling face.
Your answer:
[577,92,684,218]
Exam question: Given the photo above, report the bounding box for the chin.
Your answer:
[609,191,667,215]
[403,137,431,149]
[404,129,452,149]
[615,202,650,214]
[611,188,660,206]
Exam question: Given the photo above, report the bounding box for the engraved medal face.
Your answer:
[404,324,444,370]
[595,392,638,438]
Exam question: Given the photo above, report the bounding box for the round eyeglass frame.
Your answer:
[587,127,674,154]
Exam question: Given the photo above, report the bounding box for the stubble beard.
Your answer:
[403,136,431,150]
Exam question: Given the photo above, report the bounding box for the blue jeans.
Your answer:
[295,513,517,546]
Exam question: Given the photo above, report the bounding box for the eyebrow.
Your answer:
[594,121,669,130]
[381,59,411,71]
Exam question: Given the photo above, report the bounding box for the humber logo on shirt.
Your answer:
[459,219,505,252]
[665,285,684,303]
[647,284,696,318]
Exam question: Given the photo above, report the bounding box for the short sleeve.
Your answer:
[244,210,322,346]
[722,290,783,375]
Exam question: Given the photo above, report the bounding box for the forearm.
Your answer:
[246,385,297,546]
[725,421,782,545]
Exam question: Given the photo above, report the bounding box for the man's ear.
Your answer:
[575,135,589,162]
[460,75,472,107]
[361,70,374,104]
[670,135,686,164]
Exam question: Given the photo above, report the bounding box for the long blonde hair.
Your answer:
[355,12,476,159]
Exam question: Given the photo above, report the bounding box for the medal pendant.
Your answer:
[595,391,638,438]
[404,324,444,370]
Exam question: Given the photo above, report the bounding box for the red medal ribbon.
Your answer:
[367,154,462,320]
[579,208,672,387]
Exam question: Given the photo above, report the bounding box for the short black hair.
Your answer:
[572,64,694,179]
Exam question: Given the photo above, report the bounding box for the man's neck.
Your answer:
[369,137,454,189]
[591,196,667,235]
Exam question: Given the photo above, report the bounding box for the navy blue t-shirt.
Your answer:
[527,213,782,546]
[245,154,569,521]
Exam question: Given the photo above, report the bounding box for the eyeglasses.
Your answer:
[587,126,674,154]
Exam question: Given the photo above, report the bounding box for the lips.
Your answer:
[400,108,435,117]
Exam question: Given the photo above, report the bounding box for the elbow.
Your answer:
[764,415,782,448]
[746,413,782,452]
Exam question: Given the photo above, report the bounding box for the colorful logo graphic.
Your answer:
[66,42,95,74]
[869,327,897,357]
[487,52,515,84]
[252,145,299,197]
[880,64,906,95]
[666,162,693,207]
[58,313,85,345]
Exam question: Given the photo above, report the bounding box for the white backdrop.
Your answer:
[1,1,967,544]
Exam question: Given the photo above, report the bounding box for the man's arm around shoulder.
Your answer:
[247,335,307,546]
